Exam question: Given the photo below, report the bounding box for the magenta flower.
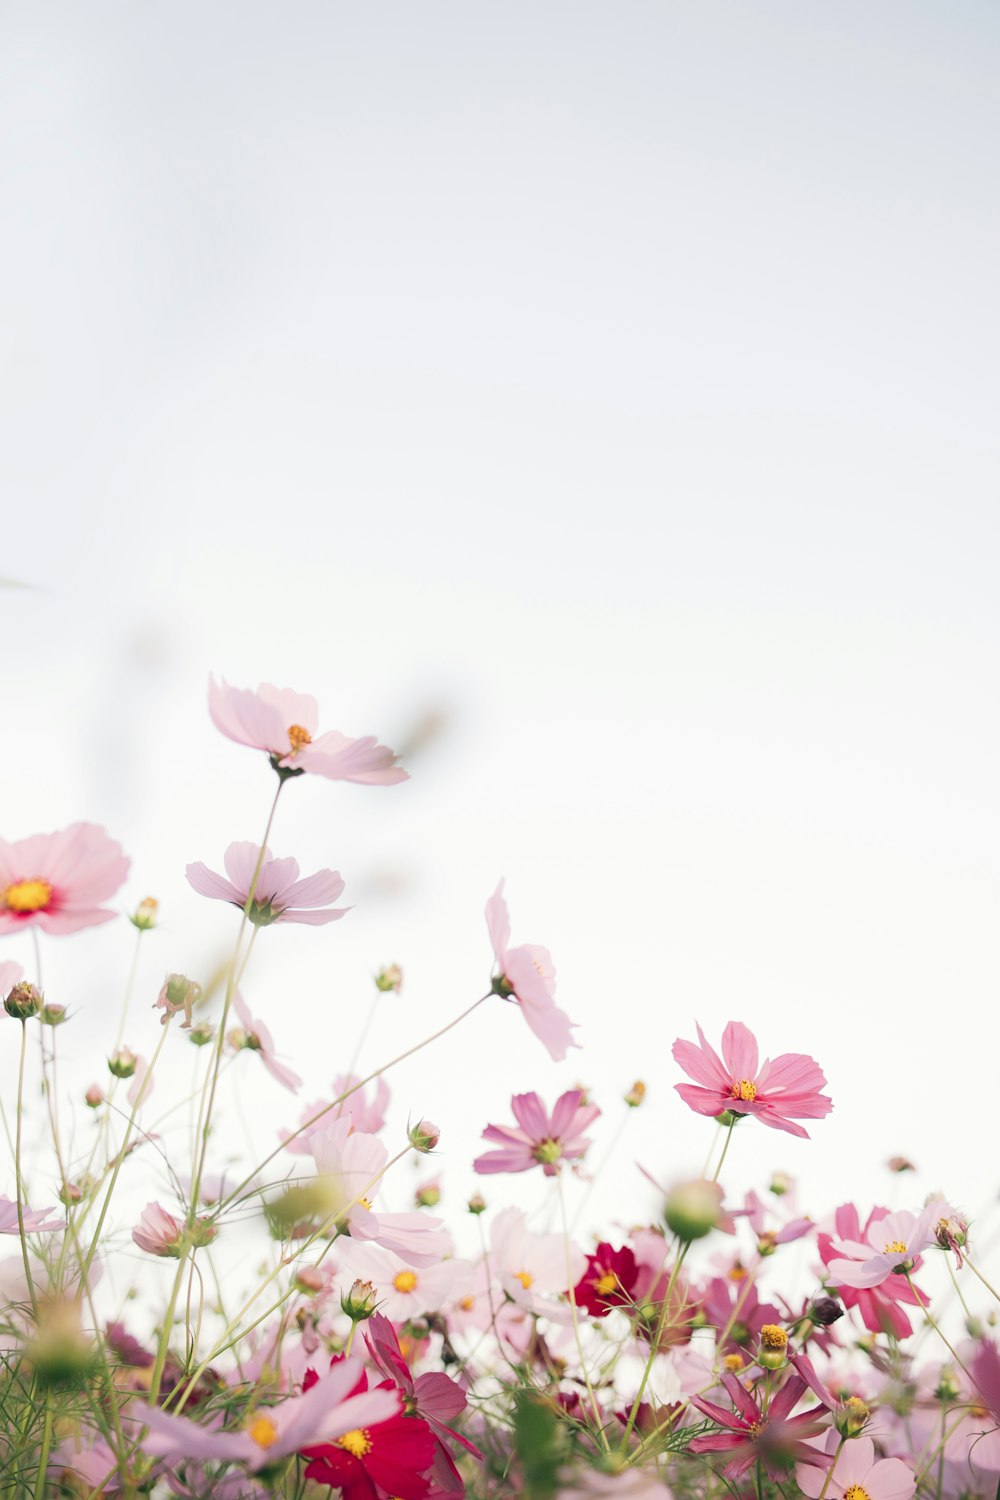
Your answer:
[0,823,129,936]
[797,1434,916,1500]
[689,1371,831,1481]
[486,880,578,1061]
[138,1357,399,1473]
[186,842,349,927]
[825,1203,942,1289]
[228,993,302,1093]
[672,1021,832,1138]
[473,1089,600,1177]
[208,676,408,785]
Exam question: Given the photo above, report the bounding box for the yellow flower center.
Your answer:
[593,1271,619,1296]
[458,1295,475,1311]
[883,1239,907,1255]
[723,1354,745,1372]
[731,1079,757,1102]
[393,1270,418,1293]
[728,1262,749,1282]
[514,1270,534,1290]
[844,1487,872,1500]
[336,1427,373,1458]
[287,724,312,752]
[760,1324,788,1350]
[4,879,53,913]
[247,1414,279,1449]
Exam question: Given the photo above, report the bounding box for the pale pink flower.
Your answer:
[558,1471,675,1498]
[186,841,348,928]
[138,1356,399,1472]
[0,1195,63,1234]
[489,1206,586,1313]
[126,1055,153,1109]
[797,1433,916,1500]
[672,1021,832,1138]
[0,823,129,936]
[310,1118,449,1265]
[0,960,23,998]
[208,676,408,785]
[281,1075,390,1155]
[486,879,578,1060]
[229,992,302,1093]
[336,1241,473,1321]
[131,1203,184,1258]
[826,1202,945,1289]
[473,1089,600,1177]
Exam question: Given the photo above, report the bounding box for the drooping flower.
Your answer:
[486,880,578,1060]
[672,1021,832,1138]
[228,992,302,1093]
[301,1360,436,1499]
[308,1117,449,1264]
[186,842,349,927]
[825,1202,943,1290]
[0,824,129,936]
[131,1203,185,1258]
[797,1433,916,1500]
[208,676,408,785]
[573,1242,639,1319]
[473,1089,600,1177]
[688,1371,832,1480]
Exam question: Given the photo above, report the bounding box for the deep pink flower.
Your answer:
[797,1433,916,1500]
[689,1371,831,1480]
[208,676,408,785]
[229,992,302,1093]
[672,1021,832,1138]
[473,1089,600,1177]
[573,1243,639,1318]
[0,823,129,936]
[817,1205,925,1339]
[972,1341,1000,1425]
[485,880,578,1061]
[186,842,349,927]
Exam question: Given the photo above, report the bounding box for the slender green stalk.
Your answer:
[14,1020,39,1320]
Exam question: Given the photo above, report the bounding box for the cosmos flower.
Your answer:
[0,1196,63,1235]
[817,1205,925,1340]
[301,1360,435,1500]
[0,824,129,936]
[672,1021,832,1138]
[473,1089,600,1177]
[797,1434,916,1500]
[825,1203,943,1290]
[486,880,578,1060]
[186,842,349,927]
[208,677,408,785]
[573,1243,639,1319]
[228,992,303,1093]
[689,1371,831,1480]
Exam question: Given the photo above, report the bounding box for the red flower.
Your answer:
[301,1362,436,1500]
[573,1243,638,1319]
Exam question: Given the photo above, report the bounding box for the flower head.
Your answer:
[473,1089,600,1177]
[797,1433,916,1500]
[486,880,578,1060]
[825,1202,941,1289]
[689,1371,831,1481]
[301,1360,435,1499]
[228,993,302,1093]
[187,841,349,927]
[672,1021,832,1138]
[0,824,129,936]
[208,676,408,785]
[573,1243,639,1318]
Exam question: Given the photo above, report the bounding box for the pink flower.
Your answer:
[0,823,129,936]
[186,842,349,927]
[972,1340,1000,1426]
[486,880,578,1060]
[281,1075,390,1155]
[797,1434,916,1500]
[0,961,23,998]
[817,1205,925,1339]
[473,1089,600,1177]
[137,1357,399,1472]
[825,1202,943,1289]
[672,1021,832,1138]
[0,1195,63,1234]
[228,993,302,1093]
[489,1205,587,1311]
[131,1203,184,1258]
[689,1371,831,1480]
[335,1242,473,1321]
[309,1117,449,1265]
[208,676,408,785]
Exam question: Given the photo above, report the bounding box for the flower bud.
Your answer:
[295,1267,326,1297]
[374,964,403,994]
[769,1171,792,1197]
[722,1352,746,1373]
[934,1211,969,1267]
[409,1119,440,1154]
[84,1084,105,1109]
[887,1155,916,1173]
[415,1180,441,1208]
[40,1003,68,1027]
[25,1298,97,1389]
[57,1181,83,1207]
[624,1080,646,1108]
[808,1295,844,1328]
[187,1217,218,1252]
[108,1048,137,1079]
[758,1323,788,1370]
[664,1178,723,1242]
[341,1278,380,1323]
[4,981,42,1020]
[155,973,202,1029]
[835,1396,870,1436]
[188,1023,215,1047]
[467,1192,487,1215]
[130,897,159,931]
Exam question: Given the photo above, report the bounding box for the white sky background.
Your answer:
[1,1,999,1309]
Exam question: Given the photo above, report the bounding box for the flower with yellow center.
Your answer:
[247,1414,279,1450]
[883,1239,906,1255]
[759,1324,787,1351]
[731,1078,757,1102]
[843,1486,872,1500]
[4,879,53,913]
[592,1270,619,1296]
[287,723,312,752]
[513,1269,534,1290]
[392,1270,418,1294]
[336,1428,373,1458]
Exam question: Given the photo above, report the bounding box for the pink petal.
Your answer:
[185,862,243,904]
[509,1092,552,1140]
[672,1028,730,1091]
[279,869,347,907]
[485,881,511,963]
[721,1021,759,1081]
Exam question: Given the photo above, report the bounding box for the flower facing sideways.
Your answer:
[485,880,578,1061]
[208,676,408,785]
[672,1020,832,1138]
[186,842,349,927]
[0,824,129,936]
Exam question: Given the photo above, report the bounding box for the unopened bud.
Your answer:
[808,1295,844,1328]
[769,1171,792,1197]
[887,1155,916,1173]
[58,1182,83,1207]
[130,897,159,931]
[624,1080,646,1108]
[374,964,403,994]
[409,1119,440,1154]
[935,1367,961,1402]
[934,1212,969,1266]
[156,973,202,1028]
[415,1181,441,1208]
[4,982,42,1020]
[25,1299,96,1389]
[295,1267,326,1297]
[84,1084,105,1109]
[467,1192,487,1215]
[108,1048,137,1079]
[664,1178,723,1242]
[835,1396,870,1436]
[41,1003,68,1027]
[188,1023,215,1047]
[187,1217,217,1252]
[758,1323,788,1370]
[722,1353,745,1373]
[341,1278,379,1322]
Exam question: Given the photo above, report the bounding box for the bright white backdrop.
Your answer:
[1,2,999,1292]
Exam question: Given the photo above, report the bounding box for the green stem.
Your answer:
[905,1273,973,1381]
[14,1020,39,1320]
[33,1397,52,1500]
[558,1171,610,1451]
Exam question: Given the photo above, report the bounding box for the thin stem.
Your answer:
[113,926,145,1054]
[711,1119,737,1183]
[815,1436,846,1500]
[14,1020,39,1320]
[558,1171,610,1451]
[964,1255,1000,1304]
[905,1273,973,1381]
[32,1397,53,1500]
